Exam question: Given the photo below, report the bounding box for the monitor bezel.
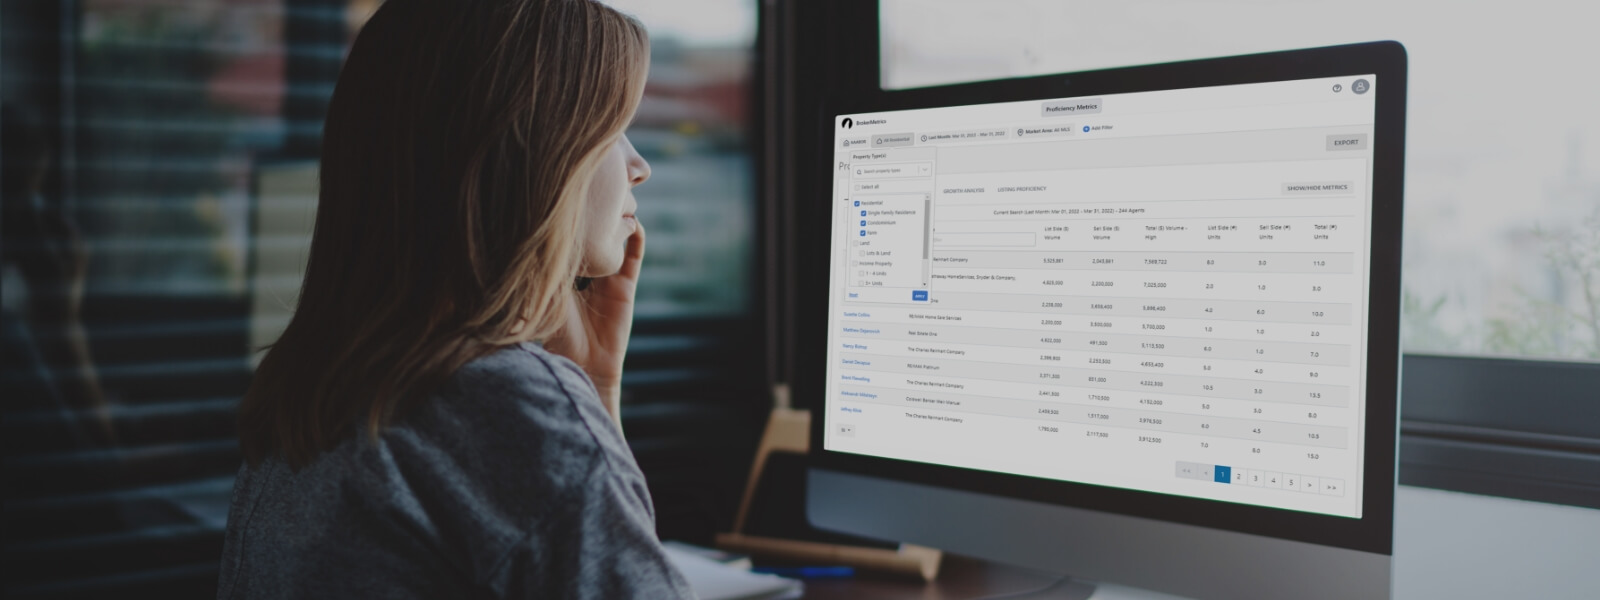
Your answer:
[800,41,1407,555]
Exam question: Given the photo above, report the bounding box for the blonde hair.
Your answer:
[240,0,649,468]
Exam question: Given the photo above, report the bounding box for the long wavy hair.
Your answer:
[240,0,649,468]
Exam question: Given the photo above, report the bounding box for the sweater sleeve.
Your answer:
[484,461,696,599]
[212,342,695,600]
[461,344,694,599]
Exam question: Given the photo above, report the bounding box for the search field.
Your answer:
[855,161,933,179]
[933,232,1038,248]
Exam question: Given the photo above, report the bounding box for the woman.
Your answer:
[218,0,693,597]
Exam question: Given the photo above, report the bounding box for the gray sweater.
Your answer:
[217,342,695,599]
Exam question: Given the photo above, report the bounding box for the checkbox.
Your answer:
[860,210,866,216]
[860,220,866,226]
[853,200,859,206]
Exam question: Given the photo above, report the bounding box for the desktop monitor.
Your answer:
[799,42,1407,599]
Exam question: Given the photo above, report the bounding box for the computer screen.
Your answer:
[824,75,1379,519]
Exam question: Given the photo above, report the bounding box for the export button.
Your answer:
[1326,133,1368,151]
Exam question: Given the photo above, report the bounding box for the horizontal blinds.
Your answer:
[3,0,766,596]
[3,2,337,596]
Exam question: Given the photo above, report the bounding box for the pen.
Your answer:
[750,566,856,579]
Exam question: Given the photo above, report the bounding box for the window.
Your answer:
[599,0,770,545]
[881,0,1600,364]
[608,0,758,319]
[877,0,1600,507]
[4,2,342,596]
[2,0,765,595]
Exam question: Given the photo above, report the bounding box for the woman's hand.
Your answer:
[544,222,645,427]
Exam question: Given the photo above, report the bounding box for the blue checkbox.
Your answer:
[860,210,866,216]
[859,230,866,236]
[853,200,860,206]
[860,220,866,226]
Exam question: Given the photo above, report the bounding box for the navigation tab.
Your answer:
[1018,124,1076,140]
[920,128,1010,144]
[872,132,916,148]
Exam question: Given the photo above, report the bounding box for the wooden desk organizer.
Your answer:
[713,407,942,581]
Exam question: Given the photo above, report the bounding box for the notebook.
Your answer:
[662,542,803,600]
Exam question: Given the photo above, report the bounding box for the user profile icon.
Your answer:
[1352,79,1370,94]
[842,117,854,129]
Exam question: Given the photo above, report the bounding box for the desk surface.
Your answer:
[799,553,1057,600]
[787,486,1600,599]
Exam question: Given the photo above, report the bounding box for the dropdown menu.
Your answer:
[848,192,932,304]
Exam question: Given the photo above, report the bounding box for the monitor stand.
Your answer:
[1024,578,1193,600]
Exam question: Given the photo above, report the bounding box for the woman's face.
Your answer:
[579,133,650,276]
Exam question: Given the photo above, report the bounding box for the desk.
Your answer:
[799,553,1059,599]
[788,486,1600,599]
